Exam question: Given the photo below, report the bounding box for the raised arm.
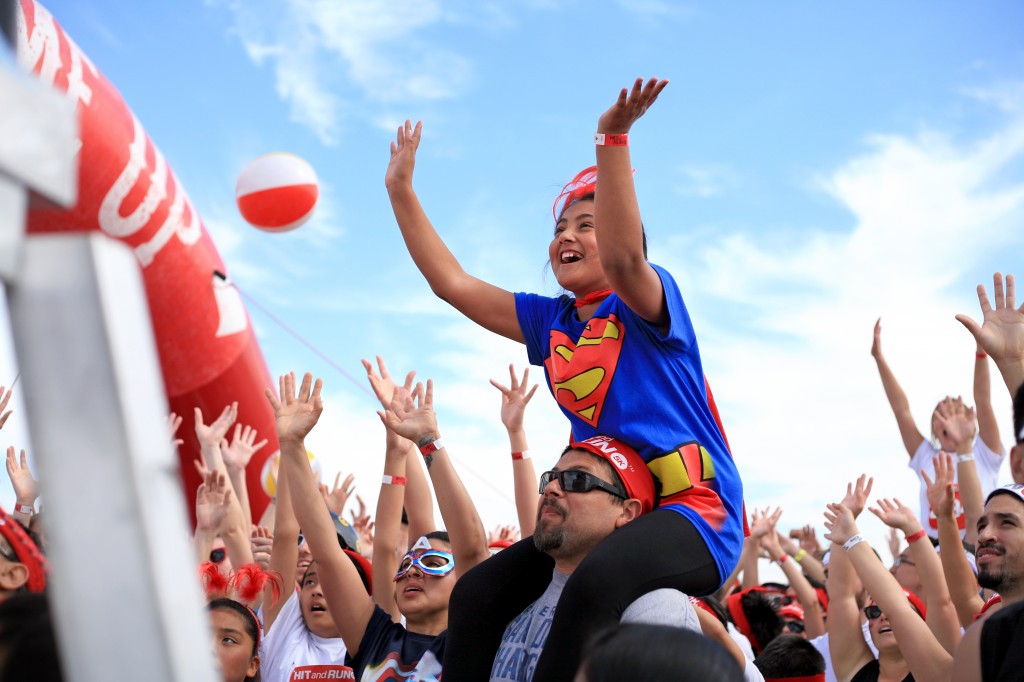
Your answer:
[778,527,826,584]
[937,398,984,544]
[871,319,926,457]
[221,423,268,530]
[956,272,1024,396]
[5,447,37,526]
[195,404,253,568]
[267,373,375,654]
[823,476,876,682]
[263,448,299,634]
[381,380,491,578]
[974,347,1004,454]
[490,364,540,535]
[825,501,953,682]
[922,454,984,627]
[372,426,412,622]
[194,468,232,567]
[363,356,436,541]
[384,121,522,342]
[869,497,961,655]
[761,525,825,639]
[593,77,671,326]
[0,385,12,431]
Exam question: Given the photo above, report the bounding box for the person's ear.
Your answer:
[1010,443,1024,485]
[246,654,260,679]
[0,561,29,592]
[616,499,643,526]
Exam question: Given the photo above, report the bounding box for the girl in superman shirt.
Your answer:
[384,77,745,681]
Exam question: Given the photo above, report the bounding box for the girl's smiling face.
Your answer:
[549,199,609,296]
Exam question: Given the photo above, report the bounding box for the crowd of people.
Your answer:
[1,78,1023,681]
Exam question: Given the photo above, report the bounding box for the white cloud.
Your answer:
[674,164,739,198]
[216,0,474,144]
[663,83,1024,549]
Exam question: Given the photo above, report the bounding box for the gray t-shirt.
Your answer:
[489,572,698,682]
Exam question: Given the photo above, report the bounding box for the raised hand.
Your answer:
[488,524,520,546]
[934,397,976,447]
[750,506,782,540]
[956,272,1024,365]
[221,424,269,473]
[5,446,37,508]
[0,385,12,430]
[250,526,274,570]
[379,381,438,444]
[196,469,232,533]
[264,372,324,444]
[869,498,921,534]
[320,471,356,516]
[597,77,669,134]
[840,474,874,519]
[350,494,375,556]
[385,120,423,192]
[490,365,538,433]
[167,412,184,448]
[823,502,859,546]
[362,356,416,412]
[887,527,901,561]
[789,525,822,556]
[871,318,883,359]
[922,452,957,520]
[195,402,238,450]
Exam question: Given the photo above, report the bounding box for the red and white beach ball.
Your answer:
[235,153,319,232]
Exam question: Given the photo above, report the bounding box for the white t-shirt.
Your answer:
[909,438,1007,539]
[260,590,352,682]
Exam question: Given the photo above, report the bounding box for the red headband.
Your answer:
[726,588,762,652]
[552,166,598,221]
[0,507,47,593]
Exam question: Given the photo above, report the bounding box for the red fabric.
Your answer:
[570,435,657,514]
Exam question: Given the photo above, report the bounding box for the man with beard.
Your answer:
[488,436,752,682]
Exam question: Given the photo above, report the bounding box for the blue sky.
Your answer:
[4,0,1024,559]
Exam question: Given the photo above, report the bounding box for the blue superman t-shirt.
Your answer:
[515,263,743,583]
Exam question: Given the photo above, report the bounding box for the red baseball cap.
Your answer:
[570,435,657,514]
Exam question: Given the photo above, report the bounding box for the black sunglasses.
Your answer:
[210,547,226,564]
[783,620,805,634]
[538,469,625,498]
[864,604,883,620]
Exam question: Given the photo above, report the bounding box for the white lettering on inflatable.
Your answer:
[16,1,96,108]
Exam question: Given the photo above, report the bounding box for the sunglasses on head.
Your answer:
[538,469,625,498]
[393,549,455,581]
[210,547,226,564]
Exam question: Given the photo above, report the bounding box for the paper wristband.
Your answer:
[418,438,444,457]
[14,504,33,516]
[905,529,926,544]
[777,553,789,565]
[382,475,407,486]
[511,450,530,461]
[843,534,866,552]
[956,454,975,463]
[594,133,628,146]
[793,549,807,563]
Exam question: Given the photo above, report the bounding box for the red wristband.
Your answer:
[976,352,988,359]
[594,133,628,146]
[511,450,530,461]
[777,553,789,565]
[382,474,407,486]
[905,529,926,544]
[418,437,444,457]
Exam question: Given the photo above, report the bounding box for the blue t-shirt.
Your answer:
[515,263,743,583]
[345,606,445,681]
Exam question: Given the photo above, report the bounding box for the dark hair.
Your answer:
[578,624,743,682]
[700,595,731,626]
[558,445,663,504]
[740,590,783,653]
[424,530,450,545]
[209,598,261,682]
[0,593,63,682]
[754,634,825,678]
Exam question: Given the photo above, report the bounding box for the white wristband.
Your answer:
[956,454,974,463]
[14,504,33,516]
[843,534,866,552]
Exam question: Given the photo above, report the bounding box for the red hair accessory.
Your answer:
[552,166,598,222]
[0,507,47,593]
[903,588,927,619]
[199,561,231,599]
[230,563,283,608]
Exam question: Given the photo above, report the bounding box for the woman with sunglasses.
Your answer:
[386,78,745,681]
[823,477,953,682]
